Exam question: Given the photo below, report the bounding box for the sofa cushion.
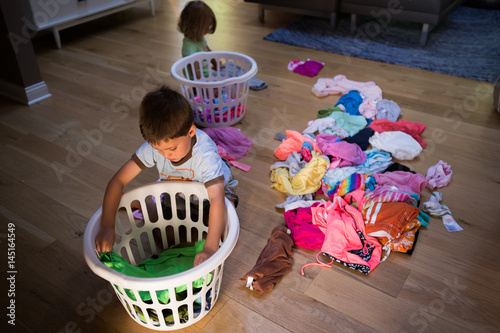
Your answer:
[244,0,337,12]
[341,0,460,14]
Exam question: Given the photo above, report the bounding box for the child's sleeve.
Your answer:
[134,142,157,168]
[199,150,226,185]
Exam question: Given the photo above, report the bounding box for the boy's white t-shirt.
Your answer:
[133,128,231,187]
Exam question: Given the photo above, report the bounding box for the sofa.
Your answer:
[244,0,340,26]
[340,0,466,45]
[244,0,466,45]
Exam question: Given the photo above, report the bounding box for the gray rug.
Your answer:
[264,6,500,83]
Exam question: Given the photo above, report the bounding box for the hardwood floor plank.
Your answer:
[204,299,291,332]
[398,269,500,332]
[0,205,55,262]
[304,268,465,333]
[12,262,122,333]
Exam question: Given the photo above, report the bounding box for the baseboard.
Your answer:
[495,74,500,113]
[0,80,52,105]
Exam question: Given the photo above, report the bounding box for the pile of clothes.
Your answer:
[269,75,454,275]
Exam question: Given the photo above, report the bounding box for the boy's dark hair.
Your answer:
[139,86,194,145]
[177,1,216,42]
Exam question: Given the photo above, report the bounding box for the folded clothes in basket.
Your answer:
[100,240,212,304]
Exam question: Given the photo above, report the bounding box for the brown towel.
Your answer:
[239,225,294,295]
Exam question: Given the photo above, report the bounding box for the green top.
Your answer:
[100,240,211,304]
[181,36,210,78]
[181,36,208,57]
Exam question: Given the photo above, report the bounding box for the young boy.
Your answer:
[95,86,238,266]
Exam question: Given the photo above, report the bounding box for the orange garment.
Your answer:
[378,219,421,253]
[363,201,421,259]
[275,130,321,161]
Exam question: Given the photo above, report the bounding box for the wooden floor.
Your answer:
[2,1,500,332]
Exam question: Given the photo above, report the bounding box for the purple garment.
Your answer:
[316,134,367,168]
[293,60,325,77]
[372,171,428,197]
[283,204,324,250]
[202,127,253,160]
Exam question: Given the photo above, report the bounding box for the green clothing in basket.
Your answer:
[100,240,211,304]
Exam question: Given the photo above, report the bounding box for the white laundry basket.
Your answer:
[83,181,239,331]
[170,51,258,127]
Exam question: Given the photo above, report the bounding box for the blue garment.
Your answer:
[220,62,267,90]
[335,90,363,116]
[335,90,372,125]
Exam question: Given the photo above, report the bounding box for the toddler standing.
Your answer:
[177,0,267,90]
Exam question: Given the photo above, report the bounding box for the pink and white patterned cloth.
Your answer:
[426,160,453,189]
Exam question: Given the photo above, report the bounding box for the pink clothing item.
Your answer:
[303,190,382,274]
[426,160,453,189]
[364,186,418,210]
[283,203,325,250]
[369,119,427,148]
[294,60,325,77]
[359,99,378,120]
[300,147,312,162]
[288,59,325,77]
[373,171,428,197]
[316,134,367,169]
[218,146,251,172]
[312,75,382,102]
[275,130,321,161]
[202,127,253,160]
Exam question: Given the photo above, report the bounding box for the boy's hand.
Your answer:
[194,247,216,267]
[95,226,115,254]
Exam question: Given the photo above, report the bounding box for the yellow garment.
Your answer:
[270,151,329,195]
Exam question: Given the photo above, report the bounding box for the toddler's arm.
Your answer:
[95,159,142,253]
[194,181,226,266]
[205,44,223,70]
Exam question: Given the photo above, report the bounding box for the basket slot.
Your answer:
[119,243,132,265]
[126,238,142,266]
[173,192,187,220]
[123,299,134,317]
[133,305,146,323]
[163,225,175,250]
[162,308,175,327]
[146,308,160,327]
[151,227,163,253]
[115,207,132,236]
[139,231,155,258]
[160,192,172,220]
[172,304,188,326]
[146,195,160,223]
